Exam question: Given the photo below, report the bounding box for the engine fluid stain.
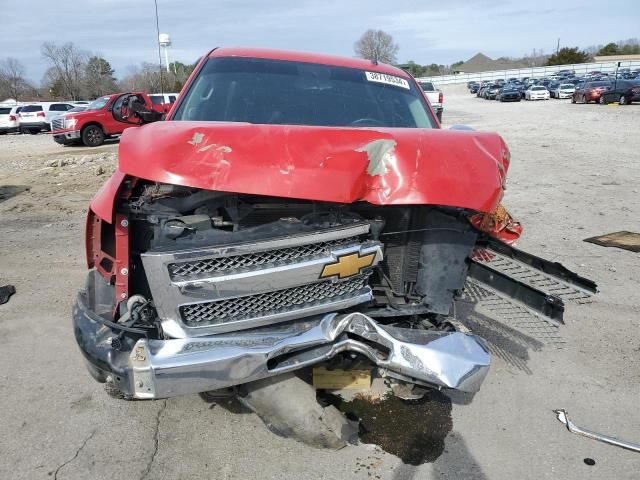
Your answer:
[320,390,453,465]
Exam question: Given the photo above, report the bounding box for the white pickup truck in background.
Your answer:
[419,81,443,122]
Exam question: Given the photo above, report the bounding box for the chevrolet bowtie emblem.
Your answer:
[320,251,376,279]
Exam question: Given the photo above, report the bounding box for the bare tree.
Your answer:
[118,63,164,93]
[0,58,30,101]
[354,30,399,64]
[41,42,88,100]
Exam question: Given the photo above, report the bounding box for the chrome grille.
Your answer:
[141,223,381,336]
[181,274,370,326]
[51,118,65,131]
[169,237,357,279]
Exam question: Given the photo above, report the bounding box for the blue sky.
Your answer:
[3,0,639,82]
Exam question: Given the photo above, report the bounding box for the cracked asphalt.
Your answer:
[1,86,639,479]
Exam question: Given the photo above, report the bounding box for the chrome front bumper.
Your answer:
[73,276,490,399]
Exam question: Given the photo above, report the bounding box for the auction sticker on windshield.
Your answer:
[365,71,410,90]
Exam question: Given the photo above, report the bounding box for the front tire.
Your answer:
[599,96,606,105]
[619,95,628,105]
[582,95,587,104]
[82,125,105,147]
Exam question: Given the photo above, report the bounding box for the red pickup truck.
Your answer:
[52,92,171,147]
[73,48,596,446]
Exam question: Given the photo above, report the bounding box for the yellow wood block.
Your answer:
[312,367,372,390]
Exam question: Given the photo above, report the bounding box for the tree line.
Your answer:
[2,35,639,101]
[0,41,196,102]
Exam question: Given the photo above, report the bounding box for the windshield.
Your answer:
[532,86,546,91]
[590,81,611,87]
[86,96,110,111]
[560,84,574,89]
[21,105,43,112]
[173,57,435,128]
[419,82,435,92]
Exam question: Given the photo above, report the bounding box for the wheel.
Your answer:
[28,128,39,135]
[582,95,587,104]
[599,96,606,105]
[82,125,105,147]
[619,95,627,105]
[571,95,576,104]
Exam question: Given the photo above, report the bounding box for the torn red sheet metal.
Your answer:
[470,203,523,244]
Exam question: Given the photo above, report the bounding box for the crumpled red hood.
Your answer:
[115,121,508,212]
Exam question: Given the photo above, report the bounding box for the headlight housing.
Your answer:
[65,118,77,129]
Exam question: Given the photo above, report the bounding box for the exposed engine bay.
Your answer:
[130,182,480,330]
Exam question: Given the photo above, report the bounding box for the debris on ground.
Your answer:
[0,285,16,305]
[237,373,358,449]
[554,409,640,453]
[584,231,640,253]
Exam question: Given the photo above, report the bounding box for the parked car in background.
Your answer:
[496,86,521,102]
[484,84,501,100]
[52,92,165,146]
[18,102,76,134]
[418,81,443,122]
[470,83,480,94]
[0,105,22,134]
[572,81,611,104]
[599,80,640,105]
[477,85,488,98]
[148,93,180,112]
[525,85,550,101]
[547,81,560,97]
[551,83,576,99]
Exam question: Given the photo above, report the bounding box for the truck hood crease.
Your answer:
[117,121,507,211]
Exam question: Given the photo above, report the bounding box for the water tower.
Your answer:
[159,33,172,72]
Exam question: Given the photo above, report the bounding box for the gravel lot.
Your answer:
[1,91,639,480]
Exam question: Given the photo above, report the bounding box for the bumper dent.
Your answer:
[53,130,81,144]
[74,273,490,399]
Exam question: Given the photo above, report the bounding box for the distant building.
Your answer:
[453,53,529,74]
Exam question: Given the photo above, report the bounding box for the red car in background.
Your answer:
[52,92,175,147]
[571,81,611,104]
